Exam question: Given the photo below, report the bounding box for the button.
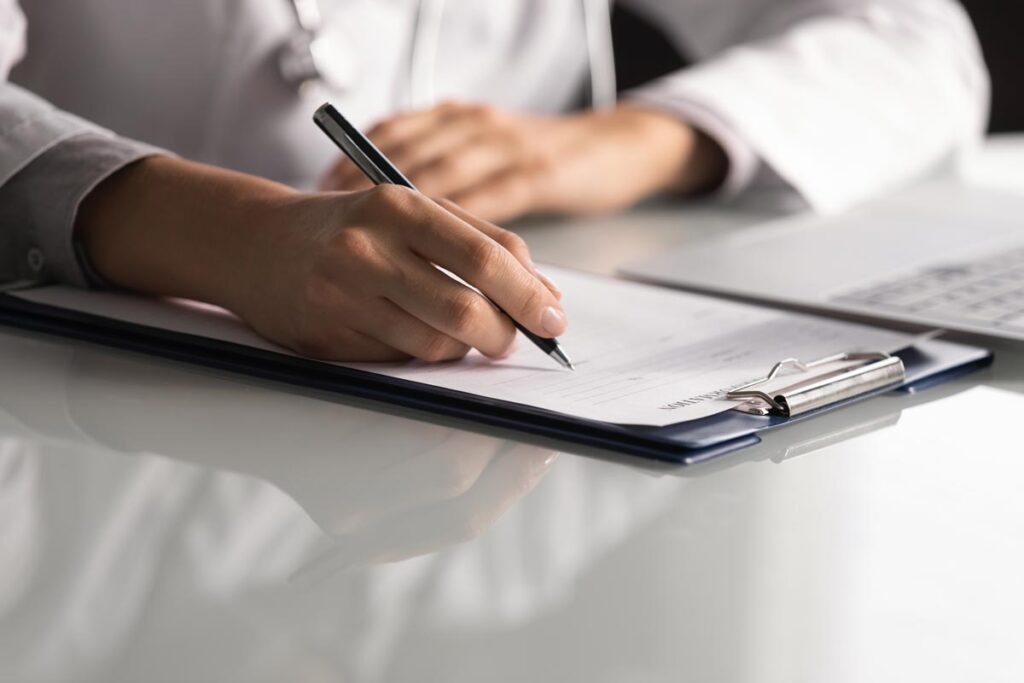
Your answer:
[26,247,45,273]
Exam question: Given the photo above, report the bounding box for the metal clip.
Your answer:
[727,352,906,418]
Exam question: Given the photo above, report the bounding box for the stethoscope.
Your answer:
[276,0,618,109]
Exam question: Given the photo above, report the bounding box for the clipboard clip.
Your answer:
[727,352,906,418]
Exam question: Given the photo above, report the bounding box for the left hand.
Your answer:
[321,102,728,223]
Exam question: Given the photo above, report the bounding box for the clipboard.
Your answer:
[0,291,992,464]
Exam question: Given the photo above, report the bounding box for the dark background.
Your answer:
[612,1,1024,132]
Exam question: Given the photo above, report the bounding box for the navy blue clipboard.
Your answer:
[0,293,993,464]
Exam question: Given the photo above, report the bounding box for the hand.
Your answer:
[321,101,728,223]
[294,442,557,572]
[77,157,564,363]
[237,185,565,362]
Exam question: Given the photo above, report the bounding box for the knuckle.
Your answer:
[365,184,417,212]
[530,150,557,178]
[505,124,529,145]
[438,197,461,213]
[418,332,465,363]
[466,238,503,277]
[471,103,501,124]
[369,119,404,144]
[495,229,528,257]
[332,227,375,262]
[434,155,467,180]
[448,292,488,336]
[371,120,396,137]
[518,283,545,318]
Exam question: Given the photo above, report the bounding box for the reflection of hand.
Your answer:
[321,102,728,223]
[60,347,559,571]
[78,157,563,363]
[294,440,557,577]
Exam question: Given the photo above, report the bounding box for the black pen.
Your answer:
[313,102,575,370]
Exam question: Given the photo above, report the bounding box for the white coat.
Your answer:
[0,0,989,213]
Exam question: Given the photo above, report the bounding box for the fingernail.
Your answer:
[541,306,567,337]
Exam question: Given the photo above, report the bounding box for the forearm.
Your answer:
[561,104,729,212]
[625,0,988,211]
[76,155,298,310]
[323,100,731,223]
[607,104,728,197]
[0,82,167,288]
[71,154,567,364]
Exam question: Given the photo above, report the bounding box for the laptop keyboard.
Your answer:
[831,246,1024,333]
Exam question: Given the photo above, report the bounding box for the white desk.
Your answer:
[1,139,1023,682]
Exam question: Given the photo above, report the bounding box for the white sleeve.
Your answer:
[0,1,162,288]
[0,2,97,190]
[622,0,990,212]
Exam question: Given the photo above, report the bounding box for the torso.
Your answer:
[12,0,591,186]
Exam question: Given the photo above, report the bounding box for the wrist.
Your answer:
[77,155,298,311]
[611,104,728,197]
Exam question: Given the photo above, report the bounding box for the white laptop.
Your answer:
[621,181,1024,341]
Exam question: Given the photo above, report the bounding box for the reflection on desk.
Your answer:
[0,329,1023,681]
[6,141,1024,680]
[0,333,684,681]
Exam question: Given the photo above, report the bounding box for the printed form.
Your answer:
[14,268,913,427]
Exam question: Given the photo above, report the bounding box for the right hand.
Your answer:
[78,156,564,364]
[231,185,565,362]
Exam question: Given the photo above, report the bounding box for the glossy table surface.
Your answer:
[2,139,1024,682]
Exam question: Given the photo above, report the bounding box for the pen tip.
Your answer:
[551,347,575,371]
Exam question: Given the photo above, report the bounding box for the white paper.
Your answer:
[12,268,913,427]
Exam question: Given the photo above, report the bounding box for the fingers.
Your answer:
[438,199,561,300]
[291,444,556,575]
[311,437,496,535]
[292,256,474,363]
[289,325,412,363]
[312,185,566,365]
[349,103,518,198]
[377,124,485,186]
[321,104,469,191]
[381,253,516,358]
[319,105,464,192]
[367,102,464,150]
[407,137,513,198]
[398,196,567,339]
[321,158,374,192]
[355,298,472,363]
[449,169,540,225]
[355,445,557,560]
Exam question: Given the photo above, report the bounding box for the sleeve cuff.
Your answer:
[624,87,763,200]
[16,133,165,288]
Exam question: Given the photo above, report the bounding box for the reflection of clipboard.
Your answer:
[0,290,991,464]
[669,369,982,480]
